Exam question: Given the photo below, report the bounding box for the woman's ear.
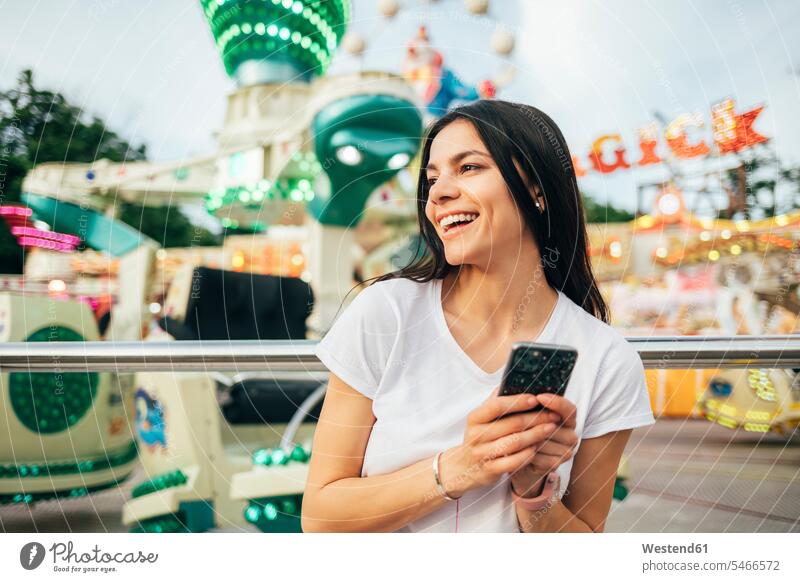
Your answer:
[515,158,546,213]
[533,184,545,213]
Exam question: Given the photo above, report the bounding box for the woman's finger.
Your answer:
[536,440,573,459]
[469,393,542,424]
[483,445,538,476]
[470,409,560,443]
[541,426,578,448]
[476,422,555,461]
[535,394,577,428]
[531,452,572,474]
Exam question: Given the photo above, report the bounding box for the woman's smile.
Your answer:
[440,213,480,239]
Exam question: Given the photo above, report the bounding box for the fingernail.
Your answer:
[548,473,556,483]
[527,396,537,406]
[545,423,556,433]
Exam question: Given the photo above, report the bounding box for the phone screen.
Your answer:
[497,343,578,398]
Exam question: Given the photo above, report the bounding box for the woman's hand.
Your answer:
[438,392,561,498]
[510,393,578,497]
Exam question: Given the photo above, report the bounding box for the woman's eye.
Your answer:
[426,176,437,186]
[461,163,480,173]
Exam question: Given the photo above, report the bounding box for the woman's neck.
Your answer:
[442,252,559,340]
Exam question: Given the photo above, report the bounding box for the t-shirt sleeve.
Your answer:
[582,336,655,439]
[314,282,399,400]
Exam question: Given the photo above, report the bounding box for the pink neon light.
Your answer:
[16,237,76,252]
[11,226,80,245]
[0,206,33,217]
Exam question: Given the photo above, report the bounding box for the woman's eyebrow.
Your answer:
[426,149,490,172]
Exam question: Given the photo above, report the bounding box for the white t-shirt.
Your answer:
[315,277,655,532]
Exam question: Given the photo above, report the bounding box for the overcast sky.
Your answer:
[2,0,799,214]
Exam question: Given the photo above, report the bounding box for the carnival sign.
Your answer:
[572,98,768,177]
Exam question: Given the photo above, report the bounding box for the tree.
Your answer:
[118,203,221,248]
[0,69,147,204]
[0,69,219,271]
[582,194,636,223]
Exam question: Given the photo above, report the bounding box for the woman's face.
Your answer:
[424,119,531,268]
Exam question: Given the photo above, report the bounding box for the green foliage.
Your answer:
[0,69,147,205]
[0,69,219,270]
[118,203,221,248]
[582,194,636,223]
[0,69,149,272]
[0,219,23,273]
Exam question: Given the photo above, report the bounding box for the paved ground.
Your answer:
[607,419,800,532]
[2,419,798,533]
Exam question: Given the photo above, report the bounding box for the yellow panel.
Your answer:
[644,368,719,417]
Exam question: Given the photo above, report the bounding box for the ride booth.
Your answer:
[0,293,139,506]
[0,241,156,510]
[123,266,325,532]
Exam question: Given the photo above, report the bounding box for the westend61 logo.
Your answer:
[20,541,158,574]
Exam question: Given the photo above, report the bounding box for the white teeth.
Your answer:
[439,213,478,229]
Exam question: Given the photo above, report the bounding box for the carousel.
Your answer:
[587,186,800,436]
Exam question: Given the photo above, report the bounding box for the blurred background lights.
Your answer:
[336,145,363,165]
[48,279,67,293]
[231,251,245,268]
[657,192,681,215]
[387,152,410,170]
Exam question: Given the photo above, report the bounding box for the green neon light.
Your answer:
[0,477,130,506]
[199,0,350,82]
[9,326,99,435]
[205,175,317,216]
[130,512,188,534]
[131,469,189,499]
[244,493,303,532]
[0,441,138,480]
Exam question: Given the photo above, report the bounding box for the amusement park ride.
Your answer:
[1,0,797,533]
[0,0,522,531]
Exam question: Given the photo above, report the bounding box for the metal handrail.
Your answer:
[0,335,797,372]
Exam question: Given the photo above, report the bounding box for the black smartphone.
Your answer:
[497,342,578,406]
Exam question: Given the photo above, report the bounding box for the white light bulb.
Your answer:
[387,153,410,170]
[336,145,363,166]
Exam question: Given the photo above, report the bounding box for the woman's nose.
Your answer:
[428,173,461,204]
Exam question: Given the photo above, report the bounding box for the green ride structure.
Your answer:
[7,0,423,533]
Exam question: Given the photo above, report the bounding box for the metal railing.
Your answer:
[0,335,797,372]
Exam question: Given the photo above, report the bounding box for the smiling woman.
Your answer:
[302,99,655,533]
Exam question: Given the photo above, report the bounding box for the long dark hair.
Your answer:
[366,99,608,323]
